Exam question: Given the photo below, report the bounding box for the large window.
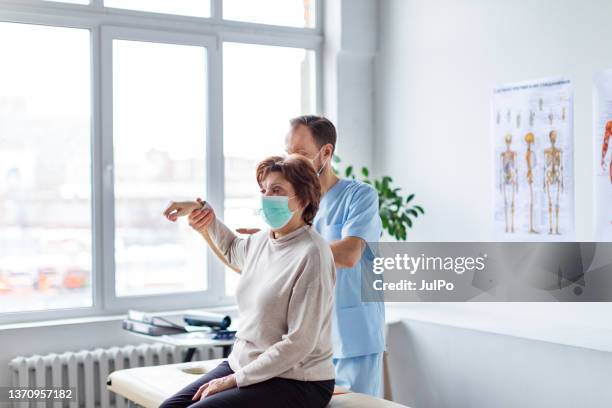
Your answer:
[0,22,92,313]
[44,0,89,4]
[224,0,316,28]
[104,0,211,18]
[0,0,321,323]
[223,43,316,295]
[112,39,208,297]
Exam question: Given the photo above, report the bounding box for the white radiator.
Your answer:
[8,343,221,408]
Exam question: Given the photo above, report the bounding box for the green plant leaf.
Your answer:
[339,161,424,240]
[396,223,403,238]
[333,154,342,163]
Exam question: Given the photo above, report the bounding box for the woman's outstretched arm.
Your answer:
[163,199,245,273]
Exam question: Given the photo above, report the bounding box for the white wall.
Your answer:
[324,0,377,170]
[374,3,612,407]
[374,0,612,241]
[386,316,612,408]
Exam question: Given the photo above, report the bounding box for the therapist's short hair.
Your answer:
[290,115,337,153]
[256,155,321,226]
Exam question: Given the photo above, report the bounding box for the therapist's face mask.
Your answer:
[310,148,329,177]
[260,195,297,230]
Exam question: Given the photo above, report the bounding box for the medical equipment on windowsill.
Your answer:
[183,310,232,330]
[123,310,234,339]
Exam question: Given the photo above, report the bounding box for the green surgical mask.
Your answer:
[260,195,296,229]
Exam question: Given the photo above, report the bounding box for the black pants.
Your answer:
[159,361,335,408]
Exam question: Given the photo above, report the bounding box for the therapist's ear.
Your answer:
[322,144,334,162]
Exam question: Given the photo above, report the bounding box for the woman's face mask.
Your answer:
[260,195,297,230]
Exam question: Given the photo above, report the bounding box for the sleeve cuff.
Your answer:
[234,369,249,388]
[341,227,380,243]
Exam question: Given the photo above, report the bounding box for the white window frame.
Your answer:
[0,0,324,324]
[100,26,223,312]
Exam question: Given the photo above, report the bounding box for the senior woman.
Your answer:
[160,155,336,408]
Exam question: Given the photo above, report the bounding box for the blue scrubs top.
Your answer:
[313,178,385,359]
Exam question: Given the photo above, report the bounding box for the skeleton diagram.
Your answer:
[500,134,518,233]
[525,132,538,234]
[602,121,612,184]
[544,130,564,235]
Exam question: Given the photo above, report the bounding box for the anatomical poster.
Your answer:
[594,70,612,241]
[491,77,575,241]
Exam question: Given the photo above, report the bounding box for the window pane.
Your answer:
[224,0,315,28]
[0,23,92,313]
[105,0,210,17]
[44,0,89,4]
[223,43,316,295]
[113,40,208,297]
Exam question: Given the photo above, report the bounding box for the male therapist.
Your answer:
[286,115,385,397]
[239,116,384,395]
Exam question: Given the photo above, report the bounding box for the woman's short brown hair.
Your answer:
[256,155,322,226]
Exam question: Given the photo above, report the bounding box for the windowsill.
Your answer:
[385,303,612,354]
[0,304,239,332]
[5,302,610,354]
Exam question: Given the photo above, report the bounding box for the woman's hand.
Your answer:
[188,198,216,233]
[163,199,202,222]
[192,374,237,401]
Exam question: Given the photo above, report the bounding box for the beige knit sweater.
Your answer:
[207,218,336,387]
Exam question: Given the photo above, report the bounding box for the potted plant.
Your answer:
[333,156,424,240]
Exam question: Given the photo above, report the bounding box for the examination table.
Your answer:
[107,358,409,408]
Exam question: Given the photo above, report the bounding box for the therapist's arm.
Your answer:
[330,237,364,269]
[332,184,381,269]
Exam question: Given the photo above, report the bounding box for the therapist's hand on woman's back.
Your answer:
[235,228,261,235]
